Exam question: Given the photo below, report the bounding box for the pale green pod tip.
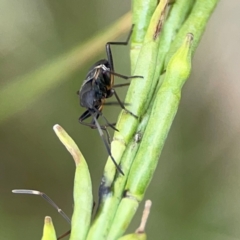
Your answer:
[166,33,194,86]
[41,216,57,240]
[53,124,83,166]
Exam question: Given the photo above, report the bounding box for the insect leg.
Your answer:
[103,125,112,146]
[103,68,143,80]
[104,101,130,106]
[92,107,118,132]
[79,110,115,130]
[113,83,130,88]
[79,110,115,145]
[57,230,71,240]
[105,25,134,71]
[90,114,112,145]
[111,89,138,118]
[92,114,124,175]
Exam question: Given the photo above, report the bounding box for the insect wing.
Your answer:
[79,79,95,108]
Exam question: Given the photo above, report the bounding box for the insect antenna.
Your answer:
[57,230,71,240]
[12,189,71,224]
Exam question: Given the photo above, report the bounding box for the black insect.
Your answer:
[77,26,142,175]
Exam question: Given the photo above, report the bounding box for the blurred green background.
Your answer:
[1,0,240,239]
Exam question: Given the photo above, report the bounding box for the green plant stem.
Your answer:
[101,0,169,196]
[88,3,169,240]
[131,0,158,70]
[105,1,219,237]
[116,199,151,240]
[108,33,194,239]
[0,12,131,124]
[88,1,167,239]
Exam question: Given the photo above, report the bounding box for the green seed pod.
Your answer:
[127,33,194,198]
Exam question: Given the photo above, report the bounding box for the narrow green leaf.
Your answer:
[53,124,92,240]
